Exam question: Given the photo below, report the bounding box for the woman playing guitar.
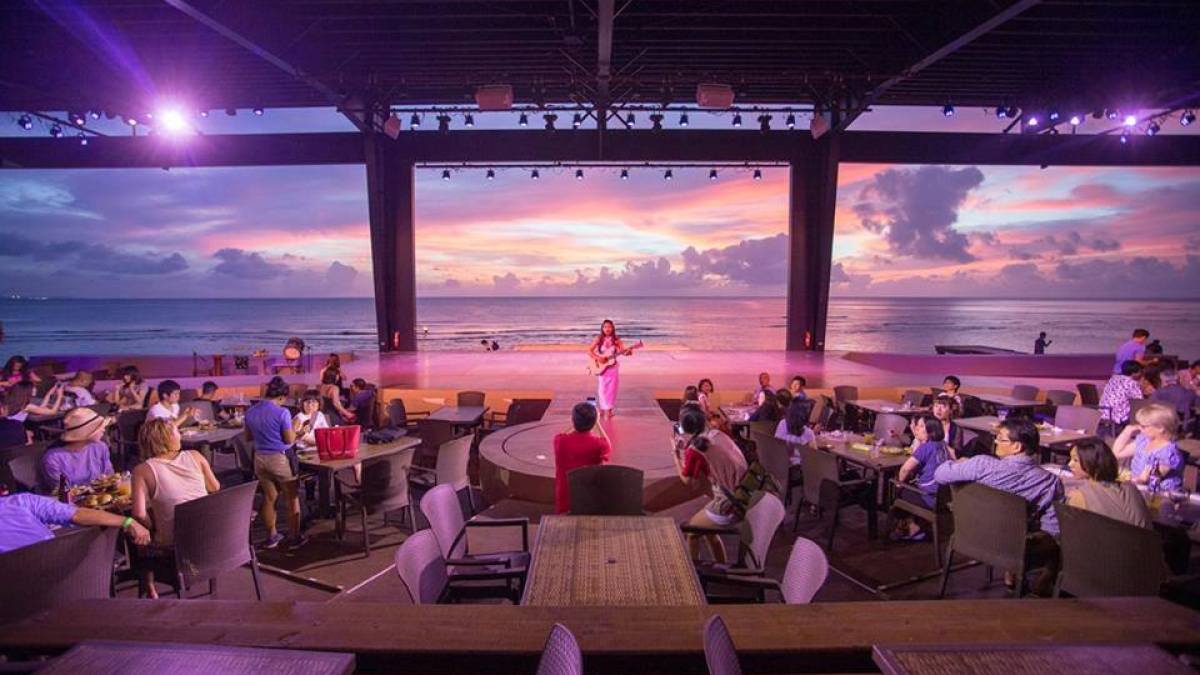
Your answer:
[589,319,634,420]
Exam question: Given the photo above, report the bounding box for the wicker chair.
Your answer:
[689,493,785,603]
[420,483,530,603]
[164,481,264,600]
[1077,383,1102,408]
[1011,385,1040,401]
[0,525,119,623]
[1055,405,1103,435]
[1054,503,1167,597]
[334,450,416,557]
[702,615,744,675]
[567,465,644,515]
[832,386,859,430]
[900,390,926,407]
[536,624,583,675]
[873,413,909,445]
[749,429,801,506]
[794,445,872,545]
[395,529,524,604]
[456,390,486,407]
[693,536,828,605]
[1,442,46,492]
[410,435,476,514]
[1045,390,1077,406]
[938,483,1030,598]
[887,482,953,568]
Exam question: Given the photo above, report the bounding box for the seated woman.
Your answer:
[671,406,748,564]
[1113,401,1184,490]
[319,370,355,426]
[319,354,344,391]
[776,393,816,465]
[61,371,97,410]
[1,355,41,390]
[682,385,700,406]
[5,380,66,421]
[293,390,330,450]
[915,395,961,457]
[130,418,220,598]
[747,388,781,423]
[1067,439,1152,529]
[39,407,114,492]
[108,365,149,411]
[0,396,31,447]
[697,378,716,415]
[891,415,950,541]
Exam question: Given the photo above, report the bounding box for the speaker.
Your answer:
[695,83,735,109]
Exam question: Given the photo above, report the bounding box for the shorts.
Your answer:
[254,452,296,486]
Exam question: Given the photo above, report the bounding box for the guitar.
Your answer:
[587,340,644,376]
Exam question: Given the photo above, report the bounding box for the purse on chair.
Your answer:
[315,426,361,461]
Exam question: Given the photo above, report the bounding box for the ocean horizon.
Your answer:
[1,296,1198,358]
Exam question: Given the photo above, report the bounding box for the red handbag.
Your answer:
[315,425,361,460]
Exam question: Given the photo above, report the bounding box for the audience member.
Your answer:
[1113,328,1150,374]
[697,378,716,416]
[130,418,220,597]
[552,402,612,514]
[1151,368,1198,418]
[930,395,961,455]
[39,407,114,492]
[1100,360,1145,425]
[319,370,354,425]
[1066,440,1152,529]
[147,380,197,427]
[61,371,96,410]
[108,366,148,411]
[0,491,149,554]
[789,375,808,400]
[682,385,700,405]
[5,380,65,420]
[1113,402,1184,491]
[748,388,781,422]
[941,375,963,407]
[776,393,816,460]
[196,381,220,402]
[293,390,329,450]
[747,372,772,404]
[349,378,375,427]
[1,355,40,389]
[244,377,302,549]
[1180,360,1200,393]
[892,415,951,540]
[0,396,30,447]
[672,405,748,564]
[319,354,344,390]
[1146,339,1164,357]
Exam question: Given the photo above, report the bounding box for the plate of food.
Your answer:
[879,445,908,456]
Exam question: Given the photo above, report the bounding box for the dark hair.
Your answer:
[265,377,290,399]
[776,388,793,408]
[351,378,368,390]
[790,375,807,388]
[321,370,340,386]
[157,379,181,399]
[917,414,945,443]
[932,394,960,418]
[325,353,341,367]
[679,405,711,452]
[682,385,699,402]
[1038,332,1046,337]
[943,375,961,388]
[571,402,598,433]
[596,319,618,344]
[754,389,781,422]
[1120,360,1143,377]
[120,365,143,384]
[698,378,714,393]
[785,397,812,437]
[1074,439,1119,483]
[201,381,218,395]
[999,418,1040,456]
[301,389,322,406]
[2,381,34,415]
[1132,328,1150,339]
[2,356,29,378]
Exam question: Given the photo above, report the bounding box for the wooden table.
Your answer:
[973,394,1044,411]
[872,643,1191,675]
[849,399,929,417]
[816,431,909,519]
[38,640,355,675]
[428,405,489,427]
[179,426,243,448]
[957,416,1097,447]
[522,515,705,607]
[297,437,421,515]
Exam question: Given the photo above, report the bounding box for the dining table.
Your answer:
[957,416,1097,448]
[971,393,1044,413]
[296,437,422,513]
[814,430,910,537]
[522,515,706,607]
[848,399,930,417]
[426,405,489,435]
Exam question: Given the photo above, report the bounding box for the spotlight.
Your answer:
[77,132,88,146]
[441,169,451,180]
[69,111,86,126]
[1147,121,1161,136]
[252,107,264,116]
[996,106,1008,119]
[753,168,763,180]
[531,169,540,180]
[437,114,451,133]
[464,113,475,128]
[758,114,771,132]
[158,108,189,134]
[518,112,528,127]
[620,168,629,180]
[410,113,421,129]
[1120,129,1130,144]
[198,109,209,118]
[1068,114,1083,126]
[1026,115,1039,127]
[543,113,557,131]
[49,123,63,138]
[942,103,955,117]
[1181,110,1196,126]
[626,112,636,126]
[785,113,796,129]
[225,108,236,116]
[732,113,742,127]
[1048,108,1060,122]
[709,169,718,181]
[572,113,582,129]
[486,169,495,180]
[1105,108,1118,120]
[664,169,673,180]
[679,113,690,127]
[88,110,101,120]
[1123,114,1137,127]
[649,113,664,131]
[124,115,138,126]
[574,168,584,180]
[17,114,32,130]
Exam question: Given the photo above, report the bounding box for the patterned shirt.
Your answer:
[1129,435,1184,491]
[934,453,1065,535]
[1099,374,1143,424]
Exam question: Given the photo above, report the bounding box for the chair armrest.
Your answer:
[837,478,870,489]
[447,566,527,583]
[680,523,739,537]
[700,572,781,590]
[446,557,513,568]
[408,410,431,419]
[463,517,531,552]
[408,465,436,480]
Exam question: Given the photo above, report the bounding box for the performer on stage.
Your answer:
[589,319,632,419]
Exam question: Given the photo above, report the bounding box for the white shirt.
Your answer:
[294,411,329,448]
[775,418,816,466]
[147,401,180,421]
[64,386,96,408]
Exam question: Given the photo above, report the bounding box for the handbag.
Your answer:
[315,425,361,461]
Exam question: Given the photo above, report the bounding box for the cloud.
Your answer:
[681,233,788,285]
[325,261,358,286]
[0,233,187,275]
[492,272,521,292]
[852,166,984,262]
[211,248,289,279]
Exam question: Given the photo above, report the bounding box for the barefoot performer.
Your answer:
[588,319,635,419]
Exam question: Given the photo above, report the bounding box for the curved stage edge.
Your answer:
[479,413,704,512]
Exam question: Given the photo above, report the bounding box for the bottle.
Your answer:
[57,474,69,503]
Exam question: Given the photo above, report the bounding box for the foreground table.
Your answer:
[37,640,355,675]
[872,643,1191,675]
[523,515,705,607]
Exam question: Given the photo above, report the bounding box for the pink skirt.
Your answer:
[597,364,619,410]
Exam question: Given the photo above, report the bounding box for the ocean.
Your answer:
[0,297,1197,357]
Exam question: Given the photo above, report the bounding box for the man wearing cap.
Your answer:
[39,407,114,492]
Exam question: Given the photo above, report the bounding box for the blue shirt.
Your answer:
[245,400,293,454]
[0,493,78,554]
[911,441,950,496]
[1114,340,1146,374]
[934,453,1065,535]
[1130,435,1184,491]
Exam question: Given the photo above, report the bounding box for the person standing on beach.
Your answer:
[1033,332,1052,355]
[1113,329,1149,374]
[589,319,631,419]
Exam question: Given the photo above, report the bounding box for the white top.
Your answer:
[146,451,209,546]
[775,418,815,466]
[294,411,330,448]
[65,386,96,408]
[147,402,179,421]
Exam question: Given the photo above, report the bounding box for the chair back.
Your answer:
[394,529,448,604]
[814,395,835,428]
[1128,398,1154,421]
[959,395,986,418]
[1055,503,1167,597]
[435,436,473,492]
[1045,389,1076,406]
[420,483,468,560]
[1010,385,1039,402]
[179,388,198,403]
[742,492,784,570]
[288,383,307,400]
[781,537,828,604]
[657,398,683,422]
[702,615,744,675]
[832,385,858,403]
[1077,383,1101,407]
[173,481,259,590]
[456,390,486,408]
[872,414,908,443]
[509,399,550,426]
[1,443,46,492]
[417,419,456,454]
[567,465,644,515]
[354,390,378,430]
[387,399,409,428]
[359,450,415,514]
[0,525,118,622]
[536,623,582,675]
[900,390,925,407]
[115,408,148,440]
[182,400,215,423]
[948,483,1029,572]
[749,430,790,496]
[798,445,838,508]
[1055,405,1102,435]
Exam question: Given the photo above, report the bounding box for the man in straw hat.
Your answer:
[39,407,114,492]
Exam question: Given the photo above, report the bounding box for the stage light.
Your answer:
[410,113,421,129]
[253,107,264,116]
[158,108,189,134]
[518,112,528,127]
[731,113,742,127]
[198,109,209,118]
[996,106,1008,118]
[486,169,495,180]
[1120,130,1130,144]
[441,169,451,180]
[124,115,138,126]
[1048,108,1060,122]
[572,113,582,129]
[17,114,32,130]
[1026,115,1039,127]
[1068,114,1083,126]
[1123,114,1137,127]
[89,110,101,120]
[679,113,689,127]
[437,114,451,132]
[69,111,86,126]
[575,168,584,180]
[786,113,796,129]
[664,169,673,180]
[649,113,663,131]
[1147,121,1160,136]
[77,132,88,146]
[49,123,63,138]
[225,108,236,116]
[709,169,718,181]
[543,113,557,131]
[758,114,771,132]
[753,168,762,180]
[1181,110,1196,126]
[942,103,955,117]
[1106,108,1119,120]
[620,168,629,180]
[531,169,540,180]
[626,112,635,126]
[464,114,475,128]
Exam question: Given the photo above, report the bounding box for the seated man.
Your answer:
[552,403,611,514]
[934,418,1064,595]
[0,491,150,554]
[1151,368,1199,419]
[1100,360,1145,425]
[146,380,197,427]
[196,381,220,403]
[941,375,963,408]
[349,378,376,428]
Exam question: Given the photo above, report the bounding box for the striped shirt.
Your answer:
[934,454,1065,535]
